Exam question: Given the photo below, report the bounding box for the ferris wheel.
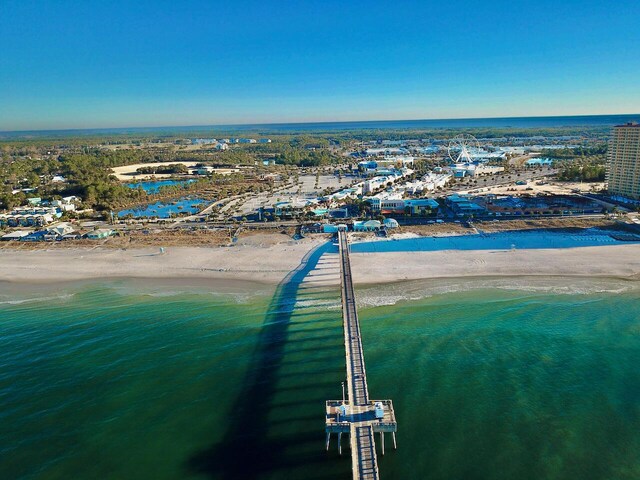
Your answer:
[447,134,480,164]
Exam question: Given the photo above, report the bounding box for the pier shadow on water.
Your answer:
[187,241,351,480]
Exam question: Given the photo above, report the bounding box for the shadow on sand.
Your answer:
[187,240,351,479]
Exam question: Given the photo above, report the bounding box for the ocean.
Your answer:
[2,114,639,137]
[1,276,639,479]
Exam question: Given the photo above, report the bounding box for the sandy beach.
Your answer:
[1,233,639,286]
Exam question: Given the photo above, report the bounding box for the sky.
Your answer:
[1,0,640,131]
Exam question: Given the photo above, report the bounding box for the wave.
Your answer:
[355,277,639,309]
[0,293,76,306]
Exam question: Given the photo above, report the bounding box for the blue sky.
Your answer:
[1,0,639,130]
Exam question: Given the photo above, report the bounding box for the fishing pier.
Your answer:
[325,230,397,479]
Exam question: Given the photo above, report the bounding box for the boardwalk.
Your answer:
[325,231,397,480]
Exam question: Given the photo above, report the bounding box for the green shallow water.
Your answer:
[0,277,639,480]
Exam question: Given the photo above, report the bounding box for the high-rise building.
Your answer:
[607,122,640,200]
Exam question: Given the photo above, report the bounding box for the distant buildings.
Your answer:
[607,122,640,200]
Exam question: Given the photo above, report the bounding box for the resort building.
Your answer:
[607,122,640,200]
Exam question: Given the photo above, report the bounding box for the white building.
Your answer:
[215,143,229,150]
[377,155,414,166]
[450,164,504,177]
[422,173,452,190]
[364,147,406,156]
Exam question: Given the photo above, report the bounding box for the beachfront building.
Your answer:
[1,230,32,241]
[364,192,402,212]
[607,122,640,200]
[365,194,439,216]
[383,218,399,229]
[86,229,114,239]
[404,198,440,215]
[446,194,486,216]
[353,220,381,232]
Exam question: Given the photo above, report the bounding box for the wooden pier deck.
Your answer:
[325,231,397,480]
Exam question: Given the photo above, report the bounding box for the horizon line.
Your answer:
[2,112,640,135]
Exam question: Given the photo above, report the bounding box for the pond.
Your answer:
[117,196,206,219]
[125,179,195,193]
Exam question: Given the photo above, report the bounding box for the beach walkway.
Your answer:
[325,231,397,480]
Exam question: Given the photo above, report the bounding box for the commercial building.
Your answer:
[365,194,439,215]
[446,194,486,216]
[607,122,640,200]
[404,198,439,215]
[450,163,504,177]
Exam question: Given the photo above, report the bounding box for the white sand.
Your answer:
[350,244,640,285]
[111,162,239,180]
[0,238,639,286]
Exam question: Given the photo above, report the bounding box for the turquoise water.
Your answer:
[351,230,639,253]
[126,180,196,193]
[1,276,639,479]
[117,197,205,218]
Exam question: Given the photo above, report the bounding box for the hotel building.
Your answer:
[607,122,640,200]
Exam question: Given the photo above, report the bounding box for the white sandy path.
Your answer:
[0,240,639,285]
